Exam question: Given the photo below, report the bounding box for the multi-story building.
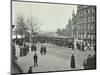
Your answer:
[71,10,77,39]
[76,5,96,43]
[65,5,96,43]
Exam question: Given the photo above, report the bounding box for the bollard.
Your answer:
[70,53,76,68]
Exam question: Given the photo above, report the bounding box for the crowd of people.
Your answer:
[12,38,48,73]
[31,36,74,48]
[31,44,37,52]
[12,36,96,73]
[83,54,96,69]
[20,44,29,57]
[76,41,96,52]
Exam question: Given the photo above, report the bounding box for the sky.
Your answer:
[12,1,77,32]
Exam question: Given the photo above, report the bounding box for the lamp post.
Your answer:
[72,25,74,38]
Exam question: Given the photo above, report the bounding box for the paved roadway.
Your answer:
[14,42,95,73]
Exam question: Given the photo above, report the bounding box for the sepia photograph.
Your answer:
[11,0,96,74]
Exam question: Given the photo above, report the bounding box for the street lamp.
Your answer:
[72,25,74,38]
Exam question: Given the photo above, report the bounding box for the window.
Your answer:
[78,25,80,30]
[84,10,86,14]
[79,25,81,30]
[83,24,86,30]
[81,25,82,30]
[90,24,93,30]
[88,34,90,39]
[92,8,94,12]
[84,17,86,21]
[92,16,94,20]
[88,9,90,13]
[88,24,90,30]
[88,17,90,21]
[80,12,81,15]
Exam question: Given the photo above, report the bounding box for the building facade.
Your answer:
[65,5,96,43]
[76,5,96,42]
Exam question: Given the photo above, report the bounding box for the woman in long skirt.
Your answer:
[70,53,76,68]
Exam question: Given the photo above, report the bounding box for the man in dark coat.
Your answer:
[82,42,84,51]
[31,44,34,51]
[76,43,79,49]
[44,46,46,55]
[26,45,29,53]
[23,47,26,56]
[20,47,23,56]
[28,66,33,73]
[12,44,16,56]
[34,45,37,52]
[33,53,38,67]
[86,54,92,68]
[40,46,43,55]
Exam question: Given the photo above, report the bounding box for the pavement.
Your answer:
[11,63,20,74]
[14,42,95,73]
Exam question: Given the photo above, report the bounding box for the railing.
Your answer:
[13,59,24,73]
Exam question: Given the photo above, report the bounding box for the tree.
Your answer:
[26,16,41,43]
[56,28,61,35]
[15,15,28,39]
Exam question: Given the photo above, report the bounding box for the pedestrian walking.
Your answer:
[33,53,38,67]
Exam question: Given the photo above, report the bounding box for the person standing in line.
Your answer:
[31,44,34,51]
[33,53,38,67]
[20,47,23,56]
[27,45,29,53]
[44,46,46,55]
[34,45,37,52]
[82,42,84,51]
[40,46,43,55]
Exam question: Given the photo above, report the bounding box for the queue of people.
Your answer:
[20,43,29,57]
[32,36,74,49]
[76,42,85,51]
[12,37,96,73]
[31,44,37,52]
[76,41,95,52]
